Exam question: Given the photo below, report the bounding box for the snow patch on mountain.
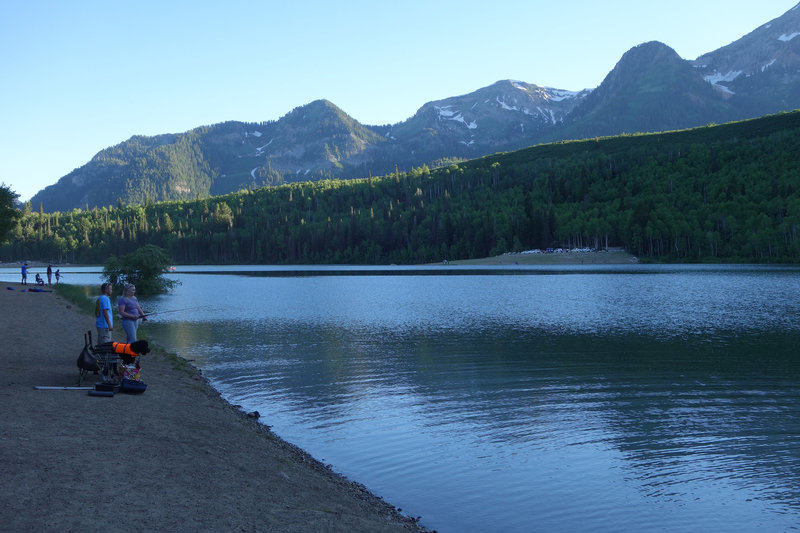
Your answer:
[526,85,580,101]
[778,32,800,42]
[535,107,558,124]
[496,97,518,111]
[548,89,580,102]
[436,106,458,118]
[255,139,274,156]
[704,70,742,94]
[435,106,477,129]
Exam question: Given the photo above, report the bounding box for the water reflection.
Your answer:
[142,266,800,532]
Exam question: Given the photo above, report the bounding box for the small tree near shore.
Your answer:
[0,183,21,242]
[103,244,179,295]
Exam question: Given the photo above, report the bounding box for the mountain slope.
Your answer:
[32,101,388,211]
[558,41,737,139]
[30,133,210,211]
[27,4,800,213]
[387,80,589,157]
[202,100,387,195]
[29,86,590,212]
[693,3,800,116]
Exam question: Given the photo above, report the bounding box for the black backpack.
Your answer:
[76,331,100,372]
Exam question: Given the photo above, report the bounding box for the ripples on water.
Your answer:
[139,266,800,532]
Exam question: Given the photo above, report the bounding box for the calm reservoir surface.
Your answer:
[10,264,800,532]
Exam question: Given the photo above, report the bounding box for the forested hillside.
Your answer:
[5,111,800,265]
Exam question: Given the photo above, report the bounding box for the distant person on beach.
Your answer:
[118,284,146,343]
[55,269,61,283]
[47,264,53,285]
[35,273,44,286]
[95,282,114,344]
[21,263,27,285]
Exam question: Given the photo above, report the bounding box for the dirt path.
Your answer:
[0,285,429,532]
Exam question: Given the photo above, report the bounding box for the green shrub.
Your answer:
[103,244,179,295]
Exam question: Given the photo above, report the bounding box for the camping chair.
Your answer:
[76,331,120,385]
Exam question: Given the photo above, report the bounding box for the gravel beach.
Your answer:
[0,284,430,532]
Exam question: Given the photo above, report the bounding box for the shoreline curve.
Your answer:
[0,285,430,532]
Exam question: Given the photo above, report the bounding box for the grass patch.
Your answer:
[54,283,96,315]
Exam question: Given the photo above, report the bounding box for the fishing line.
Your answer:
[144,304,213,316]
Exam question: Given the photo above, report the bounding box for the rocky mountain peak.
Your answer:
[591,41,684,95]
[558,40,735,139]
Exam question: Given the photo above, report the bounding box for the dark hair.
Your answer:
[100,282,109,291]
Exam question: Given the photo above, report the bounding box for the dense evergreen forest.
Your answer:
[4,111,800,265]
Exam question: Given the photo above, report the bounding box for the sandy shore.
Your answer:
[0,285,430,532]
[443,250,638,266]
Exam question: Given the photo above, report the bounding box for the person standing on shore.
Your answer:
[95,282,114,344]
[21,263,27,285]
[118,284,146,343]
[55,269,61,283]
[47,264,53,286]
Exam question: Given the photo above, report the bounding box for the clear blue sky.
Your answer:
[1,1,797,203]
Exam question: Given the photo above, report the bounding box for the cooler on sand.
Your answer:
[120,378,147,394]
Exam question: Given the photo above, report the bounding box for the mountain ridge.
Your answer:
[556,41,740,139]
[29,3,800,213]
[693,3,800,115]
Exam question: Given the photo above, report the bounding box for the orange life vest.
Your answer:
[112,342,138,358]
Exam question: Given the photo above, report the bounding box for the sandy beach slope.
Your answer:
[443,249,637,265]
[0,285,429,532]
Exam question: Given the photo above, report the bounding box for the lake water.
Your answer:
[4,264,800,532]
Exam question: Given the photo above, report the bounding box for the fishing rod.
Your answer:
[143,304,213,316]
